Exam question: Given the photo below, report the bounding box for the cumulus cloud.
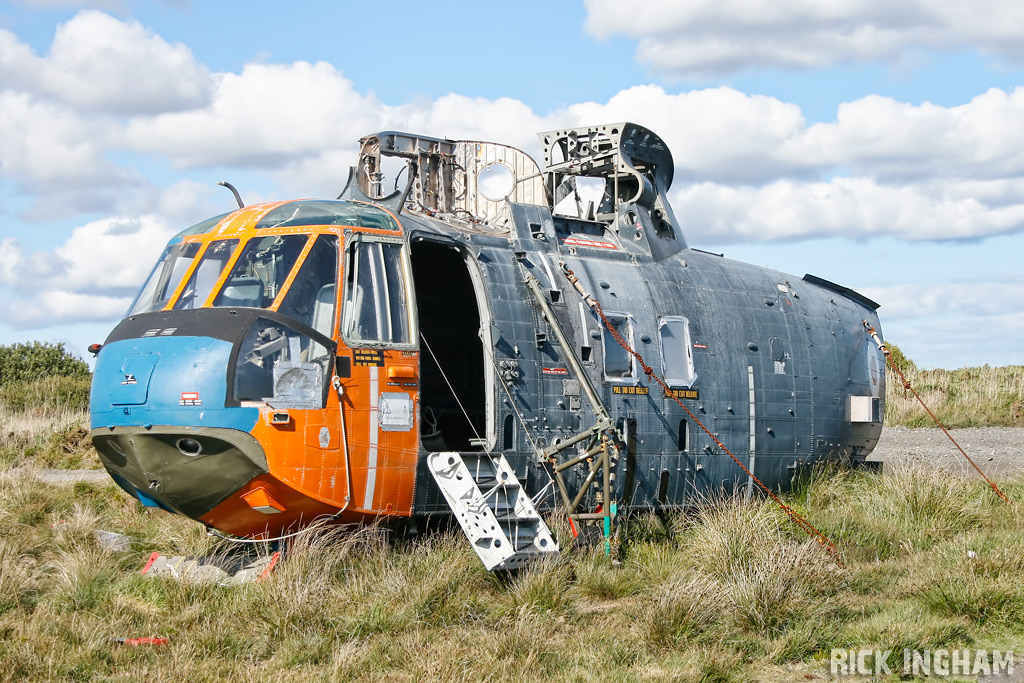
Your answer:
[872,308,1024,369]
[4,8,1024,342]
[564,85,1024,186]
[0,91,127,192]
[862,277,1024,320]
[1,215,174,300]
[554,85,1024,244]
[121,61,380,168]
[0,291,131,328]
[1,11,211,114]
[583,0,1024,77]
[674,178,1024,244]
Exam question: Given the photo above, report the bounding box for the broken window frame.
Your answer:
[340,233,417,349]
[659,315,697,388]
[601,311,636,382]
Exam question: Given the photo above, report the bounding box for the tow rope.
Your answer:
[560,263,844,565]
[863,322,1010,505]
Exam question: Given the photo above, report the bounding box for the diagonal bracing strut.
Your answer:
[525,273,621,542]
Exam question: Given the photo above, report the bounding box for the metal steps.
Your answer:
[427,451,558,570]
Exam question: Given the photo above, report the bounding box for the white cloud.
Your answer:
[0,91,127,191]
[55,214,175,295]
[873,309,1024,369]
[0,290,130,328]
[676,177,1024,244]
[566,85,810,184]
[43,11,211,114]
[122,61,381,168]
[1,11,212,114]
[583,0,1024,77]
[862,277,1024,320]
[1,215,174,300]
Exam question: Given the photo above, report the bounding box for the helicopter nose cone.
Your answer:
[91,425,268,518]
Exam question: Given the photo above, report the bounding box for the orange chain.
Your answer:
[560,264,844,564]
[863,322,1009,505]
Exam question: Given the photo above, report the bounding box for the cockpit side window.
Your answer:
[232,317,334,409]
[172,239,240,310]
[659,316,697,387]
[279,234,339,346]
[212,234,307,309]
[126,241,201,316]
[602,313,635,381]
[341,237,413,346]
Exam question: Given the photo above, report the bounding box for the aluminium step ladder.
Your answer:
[427,451,558,570]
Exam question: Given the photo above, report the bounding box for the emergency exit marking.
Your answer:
[353,349,384,366]
[667,388,700,400]
[613,386,649,395]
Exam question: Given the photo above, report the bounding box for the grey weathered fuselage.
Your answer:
[350,123,886,516]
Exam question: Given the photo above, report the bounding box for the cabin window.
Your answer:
[126,241,201,316]
[172,239,239,310]
[601,313,635,381]
[255,200,400,231]
[502,414,515,450]
[341,237,413,346]
[659,316,697,387]
[279,234,339,337]
[212,234,308,309]
[232,317,334,408]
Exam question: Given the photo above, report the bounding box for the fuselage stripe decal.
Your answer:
[363,365,380,510]
[746,365,756,500]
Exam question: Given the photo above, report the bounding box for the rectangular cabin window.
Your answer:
[212,234,308,309]
[172,239,239,310]
[342,237,413,346]
[279,234,339,335]
[659,316,696,387]
[602,313,635,381]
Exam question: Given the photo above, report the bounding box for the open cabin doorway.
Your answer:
[410,240,488,451]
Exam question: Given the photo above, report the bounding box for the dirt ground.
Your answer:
[869,426,1024,479]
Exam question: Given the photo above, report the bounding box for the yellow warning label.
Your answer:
[353,349,384,367]
[667,388,699,400]
[612,385,649,395]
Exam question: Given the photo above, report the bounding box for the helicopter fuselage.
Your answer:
[89,123,885,540]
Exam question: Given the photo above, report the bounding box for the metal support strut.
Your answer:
[525,273,620,549]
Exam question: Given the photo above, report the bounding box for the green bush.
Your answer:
[884,342,916,376]
[0,375,92,413]
[0,342,90,386]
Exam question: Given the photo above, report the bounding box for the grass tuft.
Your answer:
[2,399,1023,680]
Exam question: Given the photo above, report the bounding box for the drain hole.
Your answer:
[176,438,203,456]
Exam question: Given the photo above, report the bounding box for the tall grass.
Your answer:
[2,460,1020,681]
[0,375,94,470]
[885,363,1024,428]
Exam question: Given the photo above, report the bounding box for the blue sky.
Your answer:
[1,0,1022,369]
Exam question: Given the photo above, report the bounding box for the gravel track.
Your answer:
[869,426,1024,479]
